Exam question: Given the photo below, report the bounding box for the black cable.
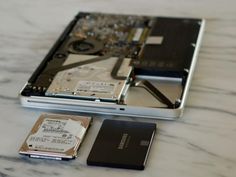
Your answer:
[133,80,174,108]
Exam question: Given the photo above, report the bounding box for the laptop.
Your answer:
[20,12,205,119]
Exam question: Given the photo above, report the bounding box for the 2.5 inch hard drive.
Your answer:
[19,12,205,119]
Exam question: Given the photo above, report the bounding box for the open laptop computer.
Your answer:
[20,12,205,120]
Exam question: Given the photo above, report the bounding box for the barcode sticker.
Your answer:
[63,119,86,139]
[76,81,116,94]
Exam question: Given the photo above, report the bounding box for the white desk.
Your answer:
[0,0,235,176]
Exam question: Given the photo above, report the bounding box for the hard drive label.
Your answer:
[26,118,85,153]
[76,81,116,94]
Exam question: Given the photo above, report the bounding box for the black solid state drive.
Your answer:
[87,119,156,170]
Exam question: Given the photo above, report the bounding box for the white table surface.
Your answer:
[0,0,236,177]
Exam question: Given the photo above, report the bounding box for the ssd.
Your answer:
[19,113,92,160]
[87,119,156,170]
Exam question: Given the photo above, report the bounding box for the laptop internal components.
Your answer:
[20,12,204,119]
